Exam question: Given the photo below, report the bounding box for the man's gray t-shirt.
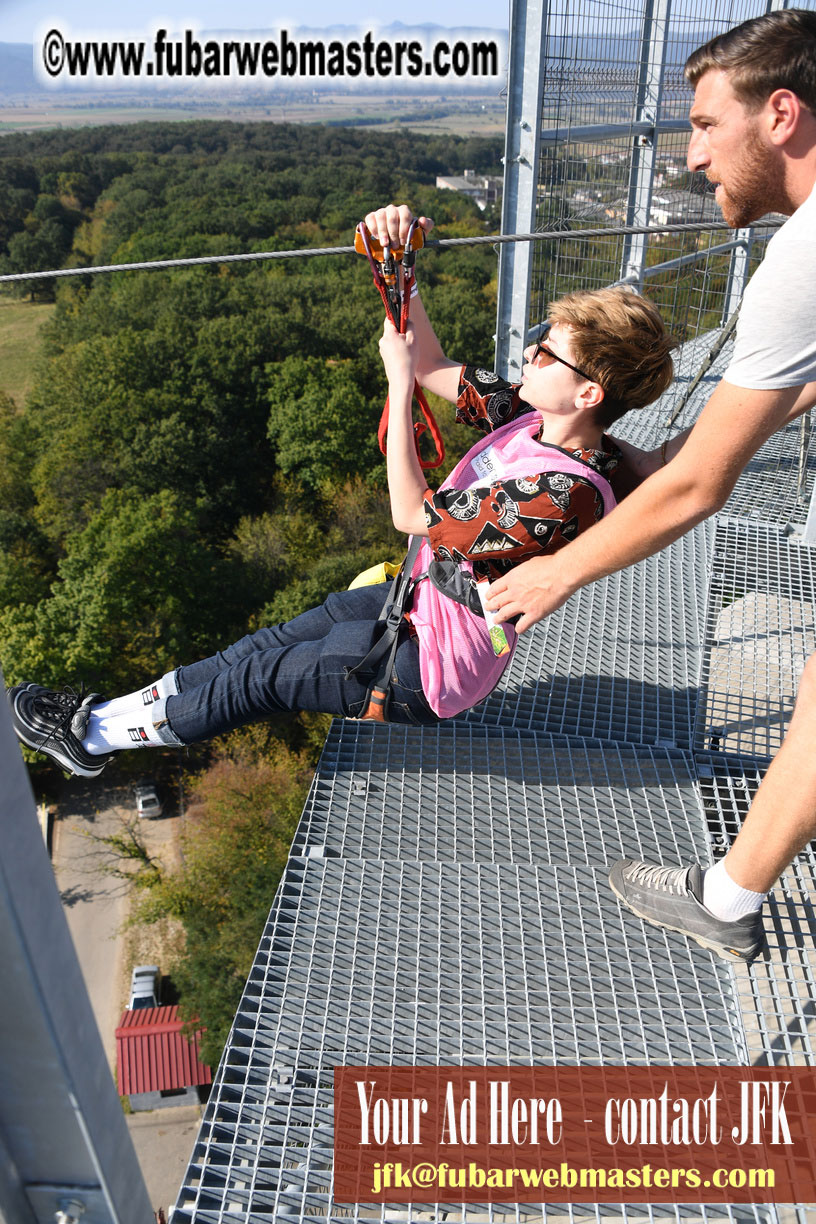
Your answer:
[724,182,816,391]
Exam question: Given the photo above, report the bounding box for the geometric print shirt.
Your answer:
[422,364,621,582]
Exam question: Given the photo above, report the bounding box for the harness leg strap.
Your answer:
[344,536,423,721]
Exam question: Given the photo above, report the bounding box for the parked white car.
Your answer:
[134,778,163,819]
[128,965,159,1010]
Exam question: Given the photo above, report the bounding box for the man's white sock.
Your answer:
[702,858,766,922]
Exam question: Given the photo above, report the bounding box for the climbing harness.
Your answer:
[344,534,424,722]
[355,220,445,470]
[345,423,619,721]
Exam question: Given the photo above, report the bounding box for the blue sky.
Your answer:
[1,0,509,42]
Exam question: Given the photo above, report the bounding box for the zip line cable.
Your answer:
[0,218,782,285]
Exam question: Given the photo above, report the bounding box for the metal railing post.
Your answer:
[722,228,752,322]
[619,0,672,287]
[495,0,548,381]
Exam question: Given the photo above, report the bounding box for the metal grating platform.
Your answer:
[172,853,752,1221]
[696,752,816,1069]
[232,855,745,1065]
[614,329,736,452]
[172,722,786,1222]
[173,344,816,1220]
[695,520,816,760]
[615,331,816,528]
[176,1097,779,1224]
[462,526,712,746]
[295,723,703,867]
[726,423,816,528]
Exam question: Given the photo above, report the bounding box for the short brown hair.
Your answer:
[685,9,816,114]
[548,287,675,427]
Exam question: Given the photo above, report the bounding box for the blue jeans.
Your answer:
[154,584,437,745]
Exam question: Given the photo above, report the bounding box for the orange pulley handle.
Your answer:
[353,226,425,262]
[357,221,444,470]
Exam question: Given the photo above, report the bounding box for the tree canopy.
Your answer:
[0,119,501,1061]
[0,120,500,692]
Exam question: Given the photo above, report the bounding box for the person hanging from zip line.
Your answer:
[485,9,816,964]
[7,203,674,781]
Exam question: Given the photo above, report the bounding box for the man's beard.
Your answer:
[715,128,784,227]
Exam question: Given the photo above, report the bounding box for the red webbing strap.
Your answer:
[356,222,445,470]
[377,384,445,469]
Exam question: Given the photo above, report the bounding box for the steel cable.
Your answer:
[0,218,782,284]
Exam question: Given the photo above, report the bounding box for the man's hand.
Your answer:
[363,203,434,248]
[486,555,578,634]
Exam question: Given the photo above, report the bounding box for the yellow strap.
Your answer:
[348,560,401,590]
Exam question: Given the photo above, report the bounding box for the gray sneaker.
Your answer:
[608,859,766,962]
[8,683,112,778]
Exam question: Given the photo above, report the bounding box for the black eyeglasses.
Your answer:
[530,323,594,382]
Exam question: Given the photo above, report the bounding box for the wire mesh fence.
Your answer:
[523,0,815,371]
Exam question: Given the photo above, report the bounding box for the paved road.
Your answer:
[51,777,201,1214]
[52,784,133,1065]
[128,1104,202,1211]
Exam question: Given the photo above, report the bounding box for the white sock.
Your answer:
[83,705,168,755]
[702,858,766,922]
[82,671,178,755]
[92,671,177,718]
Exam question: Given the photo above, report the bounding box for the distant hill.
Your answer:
[0,24,509,99]
[547,27,718,63]
[0,43,35,94]
[0,23,719,101]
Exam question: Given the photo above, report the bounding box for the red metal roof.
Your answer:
[116,1005,212,1096]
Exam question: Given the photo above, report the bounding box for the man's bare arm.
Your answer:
[784,379,816,422]
[487,378,804,632]
[610,378,816,499]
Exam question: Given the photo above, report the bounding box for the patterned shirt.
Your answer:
[422,365,621,580]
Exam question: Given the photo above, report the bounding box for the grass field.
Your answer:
[0,93,503,406]
[0,296,55,405]
[0,93,506,137]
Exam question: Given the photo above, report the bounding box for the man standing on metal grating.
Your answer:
[487,8,816,964]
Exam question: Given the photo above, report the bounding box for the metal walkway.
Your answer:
[172,335,816,1221]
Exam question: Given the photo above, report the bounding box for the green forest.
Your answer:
[0,120,502,1064]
